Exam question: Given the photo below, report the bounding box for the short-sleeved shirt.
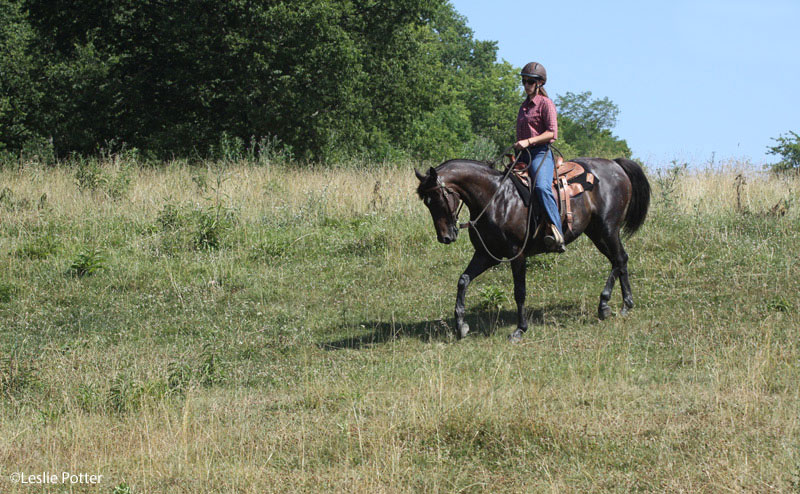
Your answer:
[516,94,558,143]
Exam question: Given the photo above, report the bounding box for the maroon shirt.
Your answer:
[516,94,558,143]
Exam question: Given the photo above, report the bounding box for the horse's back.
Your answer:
[564,158,633,239]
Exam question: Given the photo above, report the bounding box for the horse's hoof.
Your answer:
[621,300,634,316]
[457,323,470,339]
[598,306,612,320]
[508,328,525,343]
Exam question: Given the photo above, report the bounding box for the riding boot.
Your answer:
[543,223,565,253]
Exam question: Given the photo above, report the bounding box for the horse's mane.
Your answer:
[436,159,500,174]
[416,159,501,198]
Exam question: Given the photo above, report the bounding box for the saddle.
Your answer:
[509,155,596,232]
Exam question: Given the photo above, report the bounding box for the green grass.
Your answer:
[0,160,799,492]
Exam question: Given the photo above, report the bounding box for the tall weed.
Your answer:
[67,248,106,277]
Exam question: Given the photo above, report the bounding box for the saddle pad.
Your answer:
[510,172,532,207]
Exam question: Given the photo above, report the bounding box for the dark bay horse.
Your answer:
[415,157,650,341]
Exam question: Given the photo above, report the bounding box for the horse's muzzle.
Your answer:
[438,227,458,244]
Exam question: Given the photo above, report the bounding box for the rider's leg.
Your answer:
[529,146,564,252]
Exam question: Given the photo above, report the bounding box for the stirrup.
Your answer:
[543,226,565,253]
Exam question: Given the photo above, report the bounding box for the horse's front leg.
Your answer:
[455,251,497,339]
[508,257,528,343]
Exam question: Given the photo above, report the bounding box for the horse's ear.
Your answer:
[428,167,437,179]
[414,168,427,182]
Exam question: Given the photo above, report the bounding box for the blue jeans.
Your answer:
[518,145,563,234]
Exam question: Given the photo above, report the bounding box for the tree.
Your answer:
[555,91,630,159]
[766,131,800,172]
[2,0,634,163]
[0,0,44,153]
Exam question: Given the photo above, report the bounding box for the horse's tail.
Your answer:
[614,157,651,237]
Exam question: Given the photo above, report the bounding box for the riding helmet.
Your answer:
[521,62,547,84]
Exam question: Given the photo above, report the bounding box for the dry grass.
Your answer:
[1,159,799,492]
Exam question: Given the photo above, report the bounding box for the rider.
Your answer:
[514,61,565,253]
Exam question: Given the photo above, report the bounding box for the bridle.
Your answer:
[421,145,552,263]
[420,177,464,231]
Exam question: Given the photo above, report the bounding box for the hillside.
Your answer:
[1,159,798,492]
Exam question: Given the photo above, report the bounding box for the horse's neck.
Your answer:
[442,162,502,213]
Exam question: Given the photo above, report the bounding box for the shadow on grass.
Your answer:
[319,301,583,350]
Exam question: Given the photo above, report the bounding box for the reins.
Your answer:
[465,146,549,262]
[428,145,551,263]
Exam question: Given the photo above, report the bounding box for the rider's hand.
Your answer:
[514,139,529,150]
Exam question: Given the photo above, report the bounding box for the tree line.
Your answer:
[1,0,630,164]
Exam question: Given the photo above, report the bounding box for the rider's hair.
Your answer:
[535,84,549,98]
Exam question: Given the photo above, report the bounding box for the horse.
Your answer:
[415,156,651,341]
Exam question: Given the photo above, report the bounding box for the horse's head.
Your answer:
[415,167,460,244]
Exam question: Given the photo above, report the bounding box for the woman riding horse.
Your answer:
[415,154,650,342]
[515,61,565,253]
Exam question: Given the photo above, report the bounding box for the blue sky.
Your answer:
[449,0,800,166]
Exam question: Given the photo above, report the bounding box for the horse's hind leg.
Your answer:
[455,251,498,339]
[618,251,634,316]
[586,228,632,319]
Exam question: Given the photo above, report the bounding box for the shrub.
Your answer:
[74,158,107,192]
[0,186,31,211]
[477,285,506,312]
[106,374,143,414]
[654,161,688,212]
[0,282,15,303]
[156,202,237,253]
[67,248,106,277]
[767,130,800,173]
[74,157,133,199]
[112,483,132,494]
[16,231,60,260]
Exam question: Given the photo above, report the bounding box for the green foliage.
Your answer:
[653,161,688,212]
[157,201,238,253]
[192,207,227,250]
[71,149,137,198]
[15,231,60,260]
[556,91,631,159]
[0,0,44,153]
[0,186,29,211]
[477,285,507,312]
[1,0,630,163]
[74,159,107,192]
[767,130,800,172]
[766,296,791,313]
[112,483,132,494]
[106,373,144,414]
[0,281,16,303]
[67,248,106,277]
[76,382,102,412]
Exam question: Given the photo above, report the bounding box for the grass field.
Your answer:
[1,157,799,492]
